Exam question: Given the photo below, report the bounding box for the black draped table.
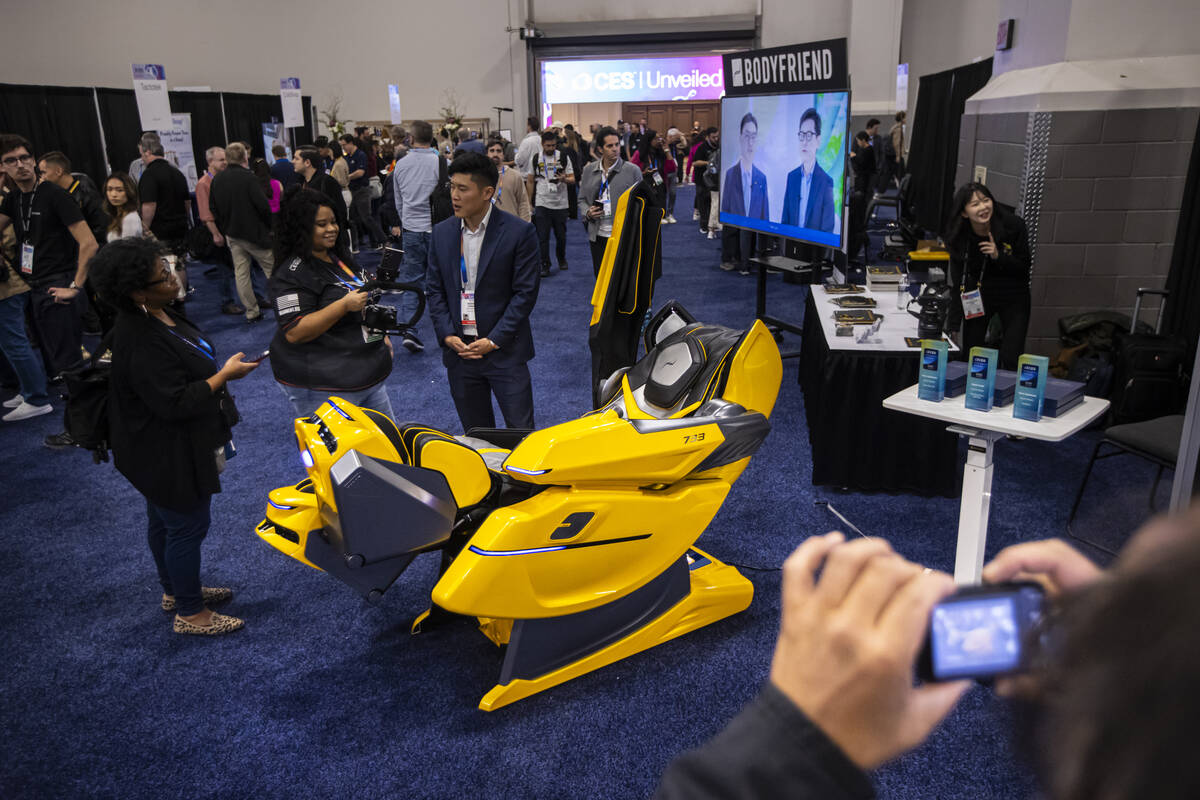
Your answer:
[798,287,958,497]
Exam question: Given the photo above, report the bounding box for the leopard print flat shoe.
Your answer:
[173,612,245,636]
[161,587,233,611]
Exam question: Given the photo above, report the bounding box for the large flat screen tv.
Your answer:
[718,91,849,249]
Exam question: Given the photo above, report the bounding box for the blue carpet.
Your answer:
[1,185,1145,799]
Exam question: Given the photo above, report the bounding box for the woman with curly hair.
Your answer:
[90,237,259,635]
[101,172,143,241]
[268,185,394,418]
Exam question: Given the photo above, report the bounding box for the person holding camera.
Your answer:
[656,509,1200,800]
[90,237,258,636]
[944,182,1031,369]
[268,186,395,419]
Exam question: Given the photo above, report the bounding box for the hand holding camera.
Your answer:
[769,534,968,769]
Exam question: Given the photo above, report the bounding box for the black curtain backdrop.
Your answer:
[95,88,142,177]
[221,92,313,159]
[0,84,109,188]
[907,58,994,235]
[170,91,226,173]
[1163,113,1200,362]
[11,84,314,183]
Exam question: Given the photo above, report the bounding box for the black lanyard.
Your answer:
[19,184,39,242]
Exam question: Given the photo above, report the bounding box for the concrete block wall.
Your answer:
[957,106,1196,356]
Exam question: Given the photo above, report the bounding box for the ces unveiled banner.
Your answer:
[541,56,725,104]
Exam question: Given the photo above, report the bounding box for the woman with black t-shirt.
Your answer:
[268,186,394,419]
[943,182,1032,369]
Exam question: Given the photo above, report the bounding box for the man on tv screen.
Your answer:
[721,112,769,220]
[781,108,835,232]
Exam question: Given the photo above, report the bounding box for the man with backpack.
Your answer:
[392,120,445,353]
[524,130,574,278]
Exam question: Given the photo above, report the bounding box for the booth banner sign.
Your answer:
[132,63,172,130]
[541,56,725,104]
[159,113,197,192]
[280,78,304,128]
[722,39,848,97]
[388,84,403,125]
[896,63,909,112]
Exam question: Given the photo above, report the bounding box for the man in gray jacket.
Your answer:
[578,126,643,277]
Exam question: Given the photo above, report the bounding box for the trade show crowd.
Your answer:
[0,106,1186,800]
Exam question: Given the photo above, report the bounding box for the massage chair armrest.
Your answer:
[465,428,536,450]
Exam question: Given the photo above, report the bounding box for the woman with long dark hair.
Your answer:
[630,130,677,221]
[102,172,143,241]
[90,237,258,635]
[943,182,1031,369]
[267,186,394,418]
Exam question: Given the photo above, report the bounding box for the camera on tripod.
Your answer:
[907,283,954,339]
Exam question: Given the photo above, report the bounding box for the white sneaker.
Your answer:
[707,231,717,239]
[666,215,677,224]
[2,401,52,422]
[2,394,22,409]
[692,210,700,221]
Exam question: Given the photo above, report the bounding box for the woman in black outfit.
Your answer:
[268,186,394,419]
[90,238,258,635]
[943,182,1032,369]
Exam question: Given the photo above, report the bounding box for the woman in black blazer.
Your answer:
[90,238,259,635]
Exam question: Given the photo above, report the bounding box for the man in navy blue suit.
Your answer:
[426,152,541,432]
[720,112,769,220]
[781,108,836,233]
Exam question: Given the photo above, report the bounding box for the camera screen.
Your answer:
[1020,364,1039,387]
[970,356,989,380]
[929,595,1021,679]
[922,348,939,371]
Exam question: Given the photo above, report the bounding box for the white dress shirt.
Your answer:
[459,204,493,336]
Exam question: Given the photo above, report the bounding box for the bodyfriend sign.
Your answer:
[722,39,848,96]
[541,56,725,104]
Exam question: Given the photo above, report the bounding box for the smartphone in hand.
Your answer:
[248,349,270,363]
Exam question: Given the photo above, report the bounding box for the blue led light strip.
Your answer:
[469,533,651,557]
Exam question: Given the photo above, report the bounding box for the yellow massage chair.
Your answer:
[256,302,782,711]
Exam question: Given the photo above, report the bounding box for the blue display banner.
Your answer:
[541,56,725,104]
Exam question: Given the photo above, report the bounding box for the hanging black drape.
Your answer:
[169,91,226,173]
[10,84,315,180]
[0,84,109,187]
[220,92,313,158]
[1163,113,1200,362]
[95,88,142,177]
[907,58,993,235]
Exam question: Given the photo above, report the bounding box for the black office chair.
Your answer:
[1067,414,1184,555]
[865,174,911,232]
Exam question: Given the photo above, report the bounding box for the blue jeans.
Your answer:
[278,379,395,421]
[400,231,430,325]
[146,495,212,617]
[0,293,50,406]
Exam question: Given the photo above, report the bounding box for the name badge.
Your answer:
[460,291,477,327]
[601,186,612,218]
[961,289,985,320]
[20,243,34,275]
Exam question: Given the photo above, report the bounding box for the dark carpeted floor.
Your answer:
[1,185,1160,799]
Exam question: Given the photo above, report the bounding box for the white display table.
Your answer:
[883,385,1111,583]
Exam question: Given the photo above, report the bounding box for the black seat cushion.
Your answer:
[1105,415,1184,463]
[643,337,705,409]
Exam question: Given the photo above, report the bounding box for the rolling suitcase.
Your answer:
[1108,288,1189,425]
